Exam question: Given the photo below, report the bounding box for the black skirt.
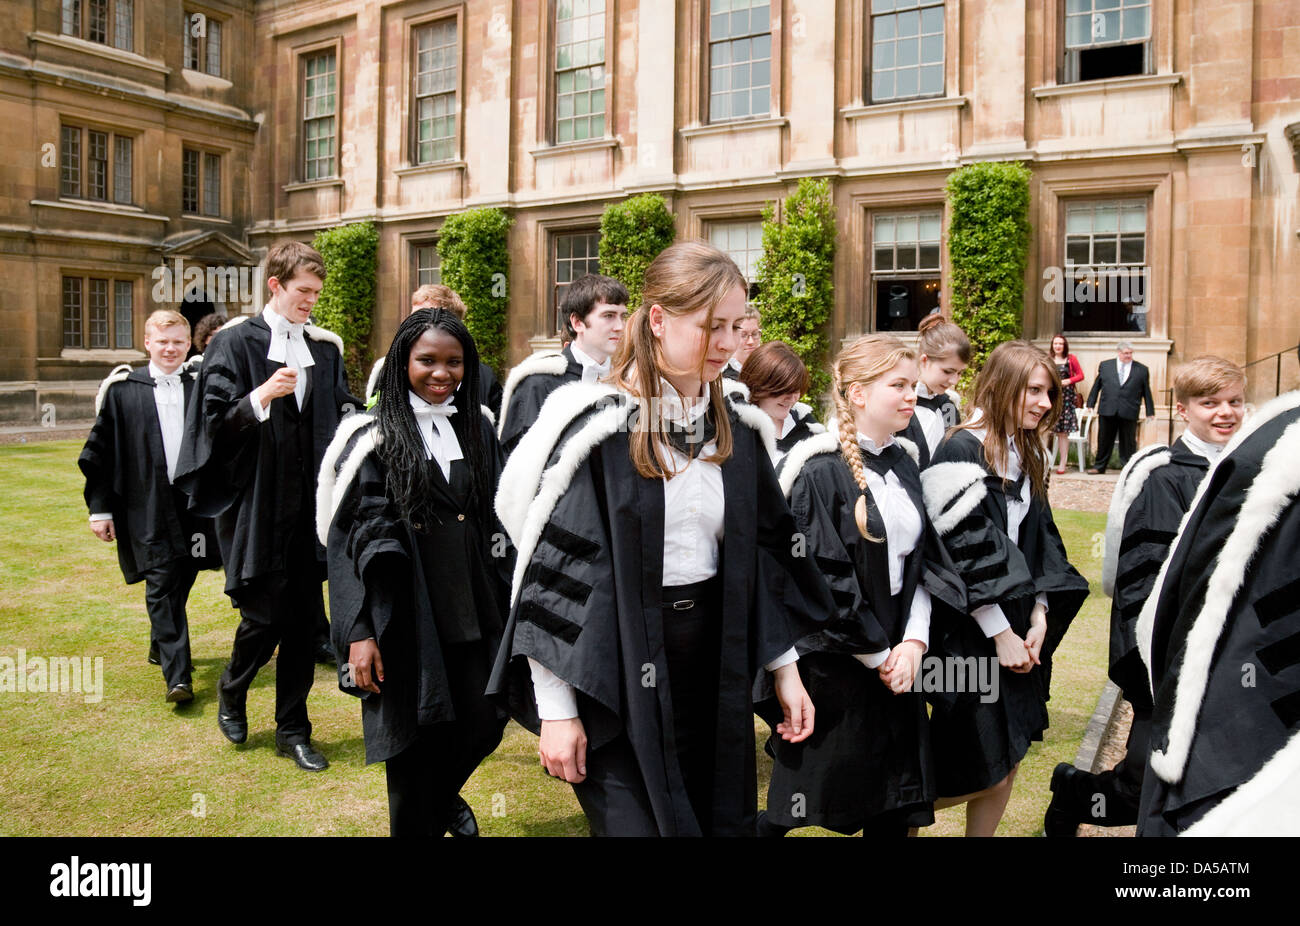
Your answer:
[765,651,936,833]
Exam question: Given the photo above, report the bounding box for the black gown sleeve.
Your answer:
[79,387,120,516]
[500,375,555,454]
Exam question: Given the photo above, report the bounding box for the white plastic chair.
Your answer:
[1068,408,1095,473]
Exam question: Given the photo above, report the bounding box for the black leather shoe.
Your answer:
[148,642,160,666]
[166,683,194,704]
[217,703,247,744]
[314,640,337,665]
[447,795,479,837]
[277,742,329,772]
[1043,762,1083,837]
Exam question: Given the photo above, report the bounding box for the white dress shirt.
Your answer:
[569,342,611,384]
[1180,430,1225,464]
[913,381,948,459]
[408,390,463,480]
[89,361,185,523]
[528,377,796,721]
[964,415,1049,638]
[250,304,313,420]
[850,434,932,670]
[1117,360,1131,386]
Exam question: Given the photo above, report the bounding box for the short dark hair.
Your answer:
[264,240,326,287]
[739,341,810,401]
[193,312,227,351]
[561,274,628,340]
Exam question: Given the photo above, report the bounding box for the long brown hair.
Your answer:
[831,333,916,541]
[917,312,972,363]
[609,240,745,479]
[953,340,1060,498]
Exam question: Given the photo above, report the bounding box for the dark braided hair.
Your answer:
[374,309,492,530]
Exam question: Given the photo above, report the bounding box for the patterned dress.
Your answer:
[1055,360,1078,434]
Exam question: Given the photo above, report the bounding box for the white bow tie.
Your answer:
[409,392,464,481]
[154,373,182,405]
[267,313,316,370]
[581,360,609,383]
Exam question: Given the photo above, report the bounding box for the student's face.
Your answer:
[144,326,189,374]
[573,302,627,362]
[733,317,761,365]
[756,389,802,426]
[268,270,323,325]
[1178,386,1245,445]
[919,351,966,393]
[407,328,464,405]
[1018,365,1056,430]
[851,358,919,436]
[652,284,747,385]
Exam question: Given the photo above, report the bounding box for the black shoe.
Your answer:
[447,795,479,837]
[148,642,160,666]
[277,742,329,772]
[217,701,248,744]
[166,683,194,704]
[1044,762,1084,837]
[755,810,790,838]
[314,640,337,665]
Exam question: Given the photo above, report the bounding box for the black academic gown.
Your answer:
[1108,438,1207,712]
[925,429,1089,796]
[488,390,834,836]
[79,367,220,584]
[765,443,966,832]
[774,404,822,459]
[325,415,510,766]
[898,391,961,469]
[498,345,583,453]
[1138,400,1300,835]
[480,362,503,421]
[174,315,361,601]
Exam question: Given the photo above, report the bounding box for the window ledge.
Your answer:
[841,96,966,119]
[680,116,788,139]
[181,213,232,223]
[53,349,147,363]
[32,199,168,222]
[529,138,618,160]
[282,178,344,193]
[1032,73,1182,99]
[180,68,233,91]
[28,31,170,75]
[394,160,467,176]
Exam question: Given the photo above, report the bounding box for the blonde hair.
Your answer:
[411,284,468,319]
[1173,355,1245,405]
[144,309,190,337]
[610,240,745,480]
[831,333,916,541]
[952,340,1060,498]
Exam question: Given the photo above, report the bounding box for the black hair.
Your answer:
[373,309,493,531]
[561,274,629,340]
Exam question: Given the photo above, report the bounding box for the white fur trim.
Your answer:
[808,422,826,435]
[304,323,344,355]
[219,314,250,332]
[1147,412,1300,785]
[777,431,841,497]
[728,394,777,461]
[497,351,568,438]
[792,401,812,419]
[315,412,380,546]
[724,379,751,402]
[495,381,619,544]
[895,436,920,467]
[94,364,135,416]
[365,357,385,403]
[1182,729,1300,836]
[921,462,989,536]
[183,354,204,372]
[1101,444,1172,598]
[481,404,495,427]
[503,399,630,606]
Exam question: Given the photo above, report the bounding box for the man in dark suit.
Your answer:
[1086,341,1156,474]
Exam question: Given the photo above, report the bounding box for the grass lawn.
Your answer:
[0,440,1109,837]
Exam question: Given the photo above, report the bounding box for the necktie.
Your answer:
[916,393,947,412]
[267,313,315,407]
[860,442,906,478]
[411,396,464,482]
[663,407,718,460]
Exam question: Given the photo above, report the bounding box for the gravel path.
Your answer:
[1048,469,1118,513]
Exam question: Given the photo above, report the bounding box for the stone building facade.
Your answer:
[3,0,1297,425]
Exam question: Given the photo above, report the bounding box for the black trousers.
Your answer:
[218,544,323,746]
[1093,414,1138,471]
[572,579,722,836]
[384,642,504,837]
[140,558,199,689]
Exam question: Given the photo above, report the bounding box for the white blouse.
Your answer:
[913,381,948,459]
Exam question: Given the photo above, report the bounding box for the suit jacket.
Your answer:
[1087,357,1155,419]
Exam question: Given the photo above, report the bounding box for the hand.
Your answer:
[255,368,298,407]
[90,519,115,542]
[1146,415,1156,424]
[879,640,925,694]
[993,627,1032,673]
[347,638,384,694]
[772,662,815,743]
[539,718,588,783]
[1025,604,1048,667]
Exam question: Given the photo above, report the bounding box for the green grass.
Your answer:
[0,440,1109,836]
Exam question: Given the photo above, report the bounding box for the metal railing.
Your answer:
[1164,343,1300,444]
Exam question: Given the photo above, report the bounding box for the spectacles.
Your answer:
[740,332,761,343]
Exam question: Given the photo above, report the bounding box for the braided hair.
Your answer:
[373,309,493,530]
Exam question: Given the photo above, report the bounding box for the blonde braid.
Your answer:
[831,363,881,542]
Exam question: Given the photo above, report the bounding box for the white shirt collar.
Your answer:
[659,377,709,426]
[916,380,936,399]
[570,342,609,372]
[148,361,181,381]
[856,432,897,455]
[779,413,797,440]
[727,356,744,373]
[1181,430,1225,463]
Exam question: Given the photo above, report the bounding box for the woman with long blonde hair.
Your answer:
[759,334,965,837]
[920,340,1089,835]
[487,240,833,836]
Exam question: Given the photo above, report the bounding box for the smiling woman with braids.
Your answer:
[319,308,510,837]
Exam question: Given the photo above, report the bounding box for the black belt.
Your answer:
[662,578,720,612]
